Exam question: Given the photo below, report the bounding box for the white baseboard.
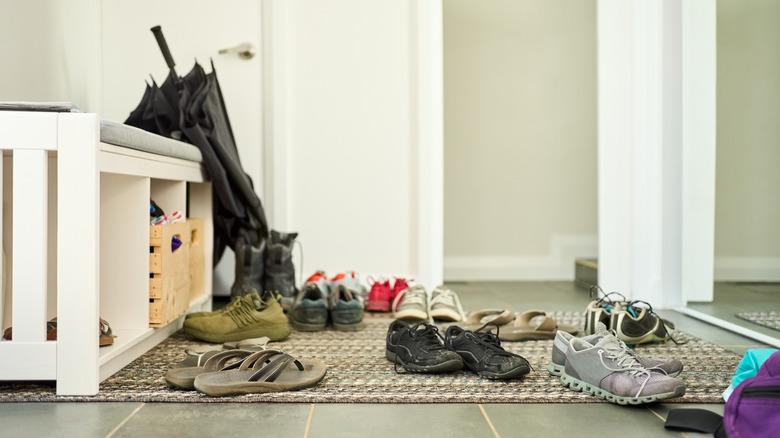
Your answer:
[444,234,597,281]
[714,257,780,282]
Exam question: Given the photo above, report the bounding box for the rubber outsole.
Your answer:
[385,350,463,373]
[560,373,686,405]
[289,318,327,332]
[183,324,291,343]
[470,364,530,380]
[547,362,564,376]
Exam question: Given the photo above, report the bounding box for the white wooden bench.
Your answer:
[0,109,213,395]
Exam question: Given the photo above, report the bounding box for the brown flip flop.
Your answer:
[498,310,580,341]
[3,317,115,346]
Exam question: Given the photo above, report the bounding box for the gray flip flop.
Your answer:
[193,349,327,397]
[165,349,255,390]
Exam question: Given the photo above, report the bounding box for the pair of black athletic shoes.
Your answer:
[385,320,531,380]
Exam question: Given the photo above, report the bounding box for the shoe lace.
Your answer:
[392,323,447,374]
[392,286,426,313]
[471,324,534,370]
[224,298,260,328]
[590,285,627,311]
[596,340,652,398]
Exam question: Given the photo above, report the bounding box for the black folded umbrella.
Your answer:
[126,26,268,297]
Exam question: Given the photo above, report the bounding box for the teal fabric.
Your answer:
[733,348,779,387]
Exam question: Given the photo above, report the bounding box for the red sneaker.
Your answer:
[366,277,392,312]
[391,278,412,305]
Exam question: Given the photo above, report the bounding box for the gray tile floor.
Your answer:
[0,282,774,438]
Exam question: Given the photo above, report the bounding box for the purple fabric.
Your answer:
[724,350,780,438]
[171,235,182,252]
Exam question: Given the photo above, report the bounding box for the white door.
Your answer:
[101,0,264,296]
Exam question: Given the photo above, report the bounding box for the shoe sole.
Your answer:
[289,317,327,332]
[430,308,462,322]
[560,373,686,405]
[547,362,565,377]
[366,301,391,312]
[473,365,530,380]
[184,323,291,343]
[385,350,463,373]
[394,309,429,322]
[332,320,365,331]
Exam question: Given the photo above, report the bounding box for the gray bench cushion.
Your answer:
[100,120,203,163]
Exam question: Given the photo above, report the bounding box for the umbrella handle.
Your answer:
[151,25,177,72]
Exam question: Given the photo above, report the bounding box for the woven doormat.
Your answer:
[0,312,738,403]
[736,311,780,332]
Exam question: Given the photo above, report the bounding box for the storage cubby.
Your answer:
[0,111,213,394]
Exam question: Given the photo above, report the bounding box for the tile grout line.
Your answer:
[647,407,690,438]
[478,404,500,438]
[303,403,315,438]
[646,406,665,422]
[105,402,146,438]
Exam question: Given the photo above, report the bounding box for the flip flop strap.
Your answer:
[201,349,254,371]
[236,349,286,371]
[247,353,304,383]
[467,309,514,326]
[517,310,557,332]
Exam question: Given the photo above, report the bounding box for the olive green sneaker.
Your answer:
[185,295,245,320]
[183,292,291,343]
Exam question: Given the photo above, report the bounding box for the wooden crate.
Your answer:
[187,218,205,303]
[149,221,191,327]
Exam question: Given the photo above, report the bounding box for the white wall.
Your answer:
[442,0,598,280]
[0,0,101,111]
[714,0,780,281]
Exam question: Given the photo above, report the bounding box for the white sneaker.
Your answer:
[428,285,466,322]
[392,285,429,322]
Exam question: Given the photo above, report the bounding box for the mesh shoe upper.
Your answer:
[549,322,683,377]
[444,325,530,379]
[563,333,685,403]
[366,277,392,312]
[611,301,675,345]
[183,292,291,342]
[385,320,463,373]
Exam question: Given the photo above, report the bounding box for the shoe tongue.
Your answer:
[596,322,611,337]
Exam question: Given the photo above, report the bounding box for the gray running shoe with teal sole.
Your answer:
[548,322,683,377]
[560,333,686,405]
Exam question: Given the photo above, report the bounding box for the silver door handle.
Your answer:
[218,42,257,60]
